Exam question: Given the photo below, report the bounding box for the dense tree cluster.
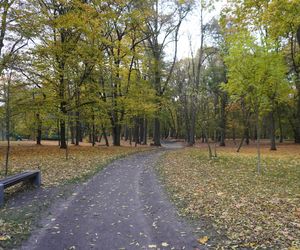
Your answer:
[170,0,300,155]
[0,0,299,152]
[0,0,191,148]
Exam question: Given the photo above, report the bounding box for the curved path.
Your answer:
[22,145,202,250]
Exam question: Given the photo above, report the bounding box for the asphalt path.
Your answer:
[21,144,203,250]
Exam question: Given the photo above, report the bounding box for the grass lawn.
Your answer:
[0,141,149,185]
[0,141,149,249]
[158,142,300,249]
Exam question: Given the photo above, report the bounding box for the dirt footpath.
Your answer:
[21,149,204,250]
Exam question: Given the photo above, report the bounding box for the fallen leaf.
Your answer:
[197,236,209,245]
[0,235,10,241]
[162,242,169,247]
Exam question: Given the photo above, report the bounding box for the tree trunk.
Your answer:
[88,125,92,143]
[129,127,132,146]
[134,118,139,146]
[254,124,257,141]
[201,132,205,143]
[139,117,144,144]
[124,125,129,141]
[237,136,245,153]
[57,120,60,146]
[219,93,227,146]
[5,131,10,176]
[294,90,300,143]
[291,28,300,143]
[153,117,161,146]
[60,118,67,149]
[294,128,300,143]
[245,127,250,145]
[101,125,109,147]
[269,111,277,150]
[232,126,236,145]
[256,112,261,174]
[112,124,121,146]
[36,113,42,145]
[184,105,191,145]
[278,111,284,143]
[188,98,196,146]
[70,124,75,144]
[143,117,147,145]
[4,76,11,176]
[65,122,69,160]
[75,111,80,146]
[59,100,67,149]
[92,115,95,147]
[205,132,213,159]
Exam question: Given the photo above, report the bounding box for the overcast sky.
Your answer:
[166,0,227,60]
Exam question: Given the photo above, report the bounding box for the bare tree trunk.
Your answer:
[65,120,69,160]
[153,118,161,146]
[219,93,227,146]
[112,124,121,146]
[245,127,250,145]
[60,105,67,149]
[75,111,80,146]
[269,111,277,150]
[278,111,283,143]
[237,136,245,153]
[101,125,109,147]
[70,121,75,144]
[124,125,129,141]
[133,117,139,146]
[92,114,95,147]
[205,132,213,159]
[57,119,60,146]
[232,126,236,145]
[143,117,147,145]
[129,127,132,146]
[139,117,144,144]
[4,134,10,176]
[256,113,261,174]
[4,73,11,176]
[214,142,217,157]
[36,113,42,145]
[294,28,300,143]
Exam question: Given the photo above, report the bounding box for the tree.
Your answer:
[29,0,100,148]
[223,30,289,173]
[144,0,191,146]
[0,0,29,75]
[263,0,300,143]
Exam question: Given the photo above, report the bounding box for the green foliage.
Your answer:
[223,29,290,119]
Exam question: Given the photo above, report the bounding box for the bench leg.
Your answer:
[0,184,4,207]
[33,172,41,187]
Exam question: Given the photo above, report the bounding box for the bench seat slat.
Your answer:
[0,170,41,207]
[0,171,40,188]
[1,172,30,182]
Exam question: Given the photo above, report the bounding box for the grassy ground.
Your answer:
[158,142,300,249]
[0,140,149,185]
[0,141,149,249]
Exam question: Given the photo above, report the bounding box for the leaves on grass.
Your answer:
[159,146,300,249]
[0,144,148,186]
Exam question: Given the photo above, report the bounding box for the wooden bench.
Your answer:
[0,170,41,206]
